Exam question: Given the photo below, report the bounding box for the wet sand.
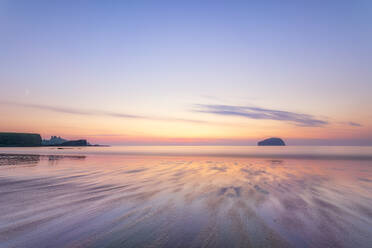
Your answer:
[0,151,371,247]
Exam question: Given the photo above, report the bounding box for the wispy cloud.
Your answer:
[348,122,362,127]
[1,101,143,118]
[194,104,328,127]
[0,101,212,125]
[0,101,332,127]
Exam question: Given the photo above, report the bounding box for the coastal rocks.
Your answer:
[0,132,42,147]
[60,140,88,146]
[258,137,285,146]
[0,133,93,147]
[42,136,67,145]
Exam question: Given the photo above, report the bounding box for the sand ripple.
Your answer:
[0,154,371,247]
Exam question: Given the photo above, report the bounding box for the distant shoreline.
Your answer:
[0,145,110,148]
[0,132,106,147]
[1,146,371,161]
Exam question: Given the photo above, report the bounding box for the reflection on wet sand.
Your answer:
[0,154,371,247]
[0,154,86,167]
[0,154,41,166]
[0,154,86,164]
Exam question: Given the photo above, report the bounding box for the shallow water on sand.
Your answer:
[0,148,371,247]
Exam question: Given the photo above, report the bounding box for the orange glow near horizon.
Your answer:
[1,1,371,146]
[1,102,371,145]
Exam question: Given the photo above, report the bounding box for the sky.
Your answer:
[1,0,372,145]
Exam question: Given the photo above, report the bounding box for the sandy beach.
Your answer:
[0,147,371,247]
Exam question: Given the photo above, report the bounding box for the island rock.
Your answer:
[258,137,285,146]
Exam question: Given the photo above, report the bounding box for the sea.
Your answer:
[0,146,371,248]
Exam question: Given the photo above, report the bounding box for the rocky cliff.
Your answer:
[0,133,42,147]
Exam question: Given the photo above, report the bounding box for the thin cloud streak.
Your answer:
[194,104,328,127]
[1,101,142,118]
[348,122,362,127]
[0,101,212,125]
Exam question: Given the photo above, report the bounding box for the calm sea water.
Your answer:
[0,146,371,247]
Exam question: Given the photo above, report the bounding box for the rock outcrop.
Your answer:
[258,137,285,146]
[42,136,67,145]
[0,132,42,147]
[60,140,88,146]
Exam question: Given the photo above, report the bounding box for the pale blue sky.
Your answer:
[1,0,371,145]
